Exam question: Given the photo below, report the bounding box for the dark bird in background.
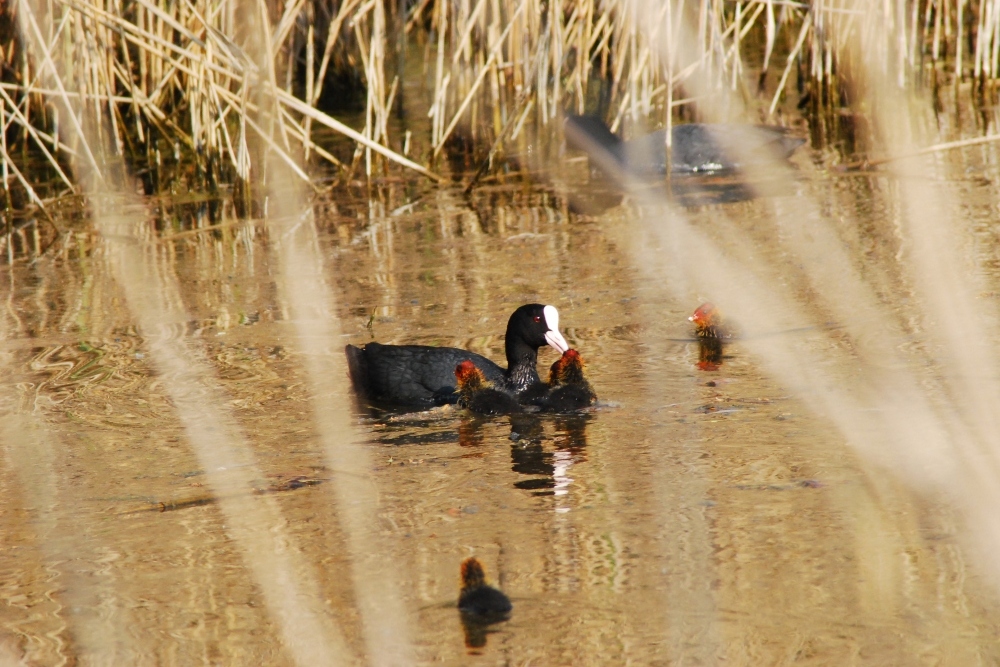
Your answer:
[565,114,805,178]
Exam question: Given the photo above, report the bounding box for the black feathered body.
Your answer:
[345,304,565,407]
[694,323,733,340]
[346,343,504,406]
[459,387,523,416]
[544,383,597,412]
[516,381,551,406]
[459,585,512,619]
[504,359,543,395]
[565,114,804,176]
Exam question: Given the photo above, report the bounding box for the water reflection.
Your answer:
[457,417,488,449]
[509,413,590,497]
[10,147,1000,662]
[460,614,503,652]
[565,171,791,216]
[696,337,725,371]
[510,438,554,494]
[451,410,593,497]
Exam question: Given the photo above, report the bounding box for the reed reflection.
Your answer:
[566,176,764,218]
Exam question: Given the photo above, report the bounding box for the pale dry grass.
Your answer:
[0,0,998,202]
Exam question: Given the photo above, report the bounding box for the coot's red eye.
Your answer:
[533,315,541,323]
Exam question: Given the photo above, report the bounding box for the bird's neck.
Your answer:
[504,358,540,392]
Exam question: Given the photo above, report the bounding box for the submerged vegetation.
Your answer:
[2,0,1000,215]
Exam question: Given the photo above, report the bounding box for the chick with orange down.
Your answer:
[454,360,523,415]
[689,302,737,339]
[688,303,734,370]
[457,557,512,650]
[458,557,512,620]
[541,348,597,411]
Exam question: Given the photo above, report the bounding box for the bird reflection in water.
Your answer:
[510,413,554,494]
[460,617,493,651]
[457,417,487,450]
[455,412,592,496]
[510,413,591,497]
[696,336,725,371]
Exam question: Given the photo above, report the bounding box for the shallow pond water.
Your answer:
[4,148,1000,665]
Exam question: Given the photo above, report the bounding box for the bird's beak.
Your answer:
[545,329,569,354]
[542,305,570,353]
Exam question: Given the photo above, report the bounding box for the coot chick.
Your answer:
[455,360,523,416]
[565,114,804,177]
[689,303,733,371]
[688,303,735,340]
[458,557,512,622]
[541,348,597,412]
[345,304,569,406]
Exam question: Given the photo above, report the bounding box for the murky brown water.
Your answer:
[4,149,1000,665]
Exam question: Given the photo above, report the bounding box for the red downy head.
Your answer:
[460,557,487,591]
[549,348,585,385]
[688,303,719,329]
[455,360,486,390]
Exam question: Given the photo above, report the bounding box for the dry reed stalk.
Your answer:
[4,0,1000,198]
[16,0,101,176]
[275,86,444,181]
[0,85,74,188]
[3,0,441,203]
[1,103,8,202]
[433,0,527,156]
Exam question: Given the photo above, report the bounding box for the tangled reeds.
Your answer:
[2,0,1000,211]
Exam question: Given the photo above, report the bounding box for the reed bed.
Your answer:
[2,0,1000,211]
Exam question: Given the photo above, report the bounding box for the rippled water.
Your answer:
[3,150,1000,664]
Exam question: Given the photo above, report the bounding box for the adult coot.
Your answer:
[565,114,805,177]
[345,304,569,406]
[541,348,597,412]
[458,557,512,621]
[454,360,523,415]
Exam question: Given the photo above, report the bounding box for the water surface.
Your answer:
[2,153,1000,664]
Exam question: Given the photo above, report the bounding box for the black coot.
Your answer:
[345,304,569,406]
[565,114,805,177]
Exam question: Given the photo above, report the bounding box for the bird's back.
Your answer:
[346,343,505,405]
